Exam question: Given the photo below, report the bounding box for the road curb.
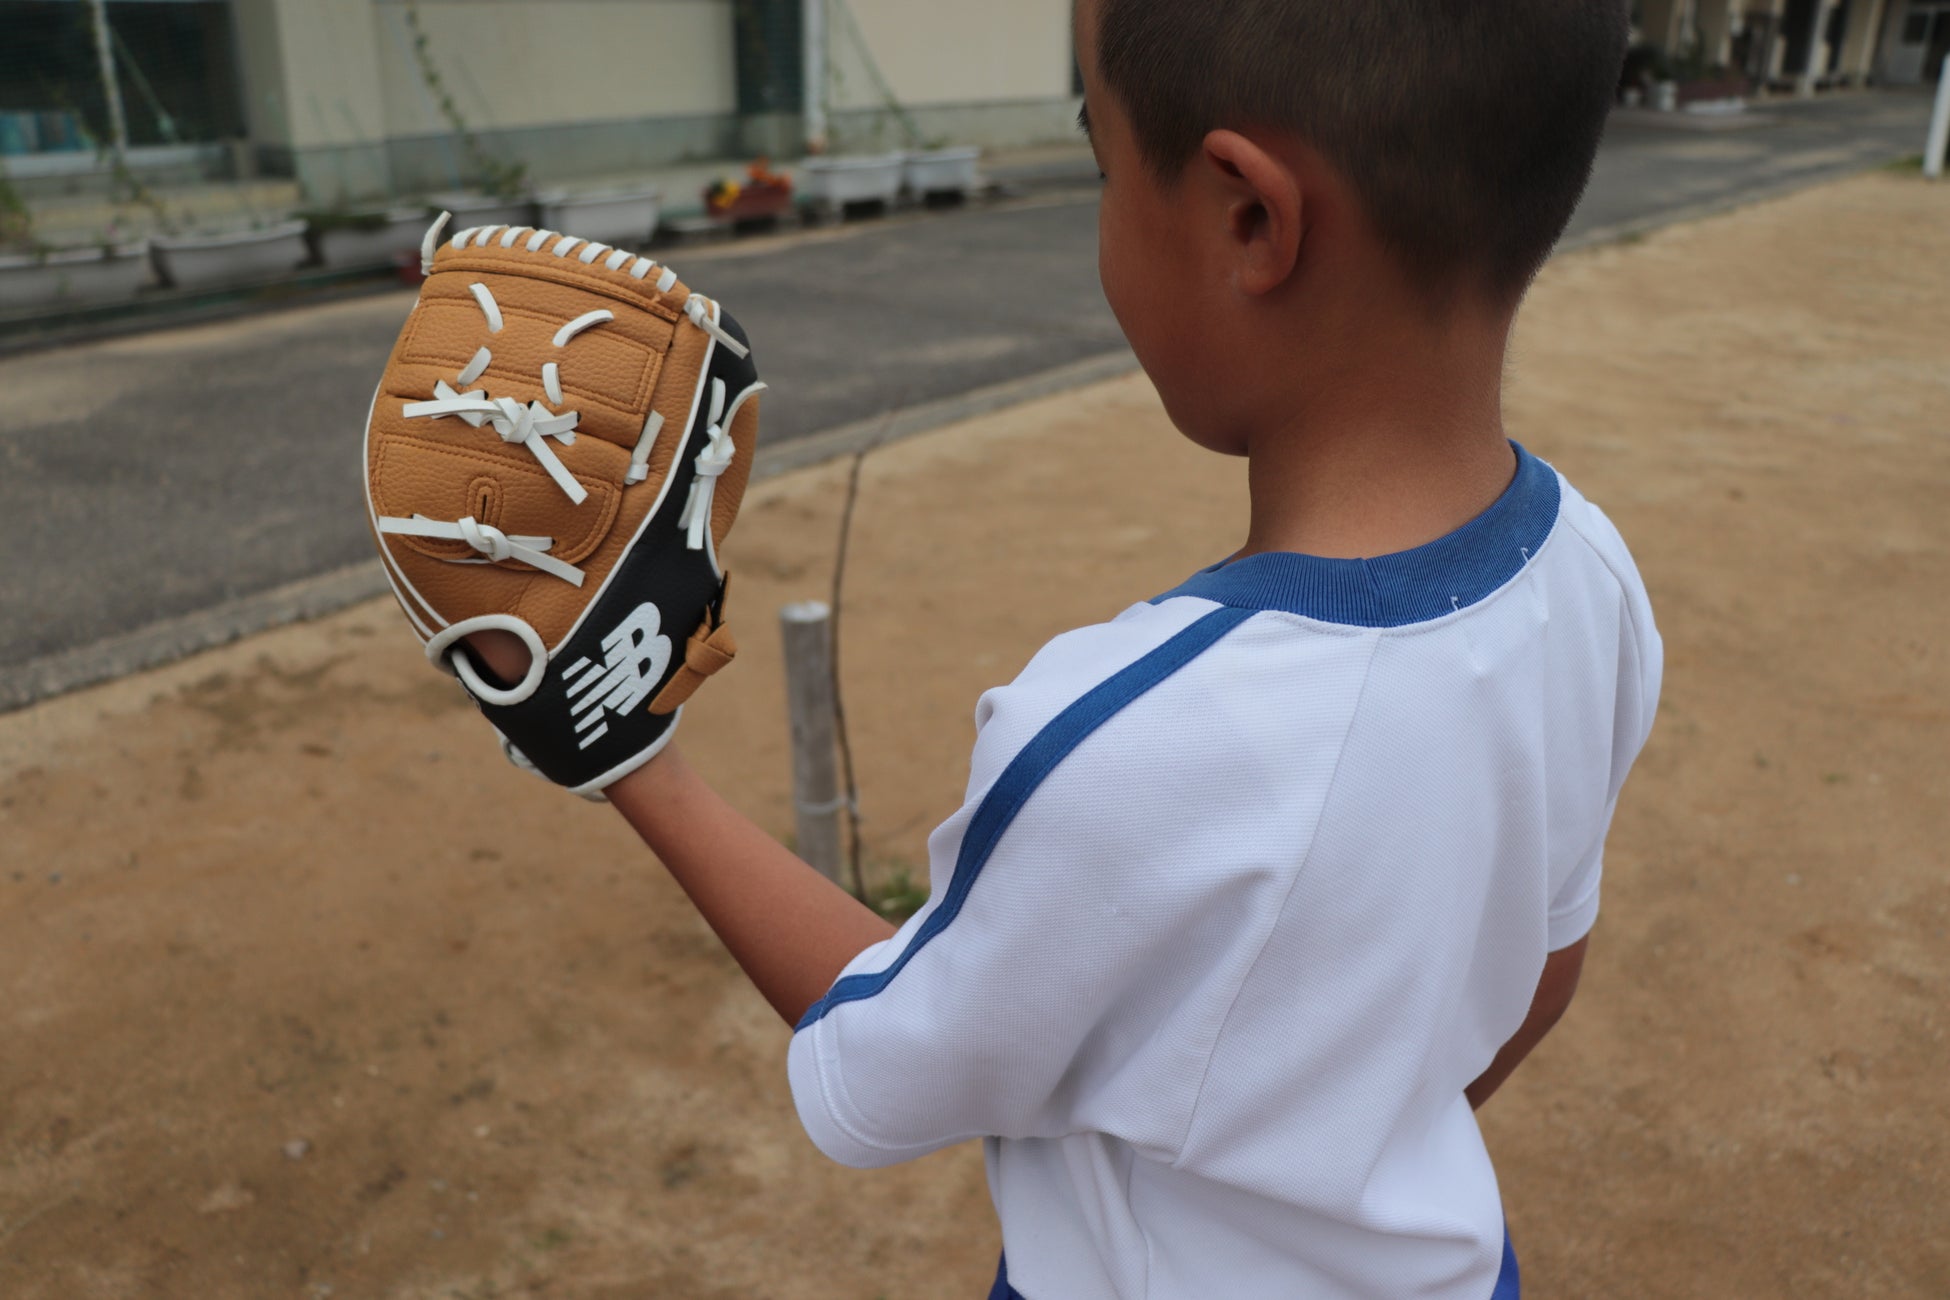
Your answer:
[1557,156,1898,253]
[0,564,394,715]
[0,349,1142,717]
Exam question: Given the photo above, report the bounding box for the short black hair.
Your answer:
[1094,0,1628,301]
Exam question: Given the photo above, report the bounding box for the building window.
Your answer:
[0,0,244,157]
[734,0,805,117]
[1904,11,1931,42]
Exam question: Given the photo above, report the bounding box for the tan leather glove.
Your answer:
[363,213,763,795]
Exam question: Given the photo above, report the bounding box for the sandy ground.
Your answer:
[2,171,1947,1299]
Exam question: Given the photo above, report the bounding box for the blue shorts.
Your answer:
[988,1230,1521,1299]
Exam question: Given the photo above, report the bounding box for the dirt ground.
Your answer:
[2,170,1946,1299]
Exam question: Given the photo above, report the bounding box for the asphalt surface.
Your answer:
[0,89,1934,681]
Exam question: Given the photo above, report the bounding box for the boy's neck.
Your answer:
[1236,303,1517,563]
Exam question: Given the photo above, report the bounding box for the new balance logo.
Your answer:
[564,603,673,750]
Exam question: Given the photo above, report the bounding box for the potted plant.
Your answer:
[703,159,795,226]
[0,239,153,311]
[902,144,981,199]
[404,0,534,235]
[535,184,662,248]
[150,216,310,291]
[424,189,535,236]
[800,152,906,210]
[304,204,432,271]
[804,0,920,212]
[0,175,150,310]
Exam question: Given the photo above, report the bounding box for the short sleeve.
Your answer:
[1546,793,1613,951]
[785,765,1228,1169]
[785,601,1373,1171]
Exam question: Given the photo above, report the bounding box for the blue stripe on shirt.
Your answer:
[1149,441,1559,627]
[796,604,1254,1031]
[989,1231,1519,1299]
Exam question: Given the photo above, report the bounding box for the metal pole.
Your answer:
[87,0,129,157]
[1796,0,1829,98]
[1927,54,1950,179]
[802,0,828,153]
[779,601,843,881]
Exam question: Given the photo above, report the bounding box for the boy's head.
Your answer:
[1074,0,1628,453]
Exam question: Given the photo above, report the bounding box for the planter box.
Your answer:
[427,192,535,234]
[537,186,662,248]
[800,153,905,207]
[903,146,981,197]
[309,207,431,271]
[705,183,795,223]
[0,241,150,310]
[151,220,310,291]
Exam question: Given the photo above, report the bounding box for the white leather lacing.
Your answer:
[378,513,586,587]
[401,381,586,505]
[435,211,750,359]
[626,410,665,486]
[676,378,767,551]
[379,254,597,586]
[388,211,752,591]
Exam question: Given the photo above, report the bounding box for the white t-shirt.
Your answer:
[788,445,1662,1300]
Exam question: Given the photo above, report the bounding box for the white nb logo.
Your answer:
[564,603,672,750]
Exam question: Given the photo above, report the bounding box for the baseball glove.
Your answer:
[363,213,763,795]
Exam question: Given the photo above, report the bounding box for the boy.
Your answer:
[472,1,1657,1295]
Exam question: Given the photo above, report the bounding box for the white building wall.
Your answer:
[368,0,738,137]
[822,0,1077,151]
[232,0,1082,200]
[827,0,1072,110]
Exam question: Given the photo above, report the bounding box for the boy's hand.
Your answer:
[363,212,764,797]
[465,628,535,687]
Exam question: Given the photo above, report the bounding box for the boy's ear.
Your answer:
[1199,129,1304,297]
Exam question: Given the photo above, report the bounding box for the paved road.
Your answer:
[0,89,1933,683]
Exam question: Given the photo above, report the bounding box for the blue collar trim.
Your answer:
[1151,442,1560,628]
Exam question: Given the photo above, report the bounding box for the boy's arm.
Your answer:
[464,630,893,1025]
[1465,936,1588,1110]
[606,747,897,1025]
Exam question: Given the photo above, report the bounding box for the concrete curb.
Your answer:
[0,564,394,714]
[0,348,1142,716]
[1556,155,1900,253]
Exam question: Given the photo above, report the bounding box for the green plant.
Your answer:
[824,0,923,153]
[0,168,35,254]
[40,78,170,233]
[401,0,528,198]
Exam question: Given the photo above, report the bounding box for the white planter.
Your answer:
[0,241,150,310]
[903,146,981,196]
[1683,96,1747,117]
[151,220,310,290]
[537,186,662,248]
[310,207,430,270]
[427,192,535,234]
[1652,80,1679,112]
[800,153,905,207]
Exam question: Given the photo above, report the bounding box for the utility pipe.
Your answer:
[1925,53,1950,179]
[803,0,828,153]
[87,0,130,156]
